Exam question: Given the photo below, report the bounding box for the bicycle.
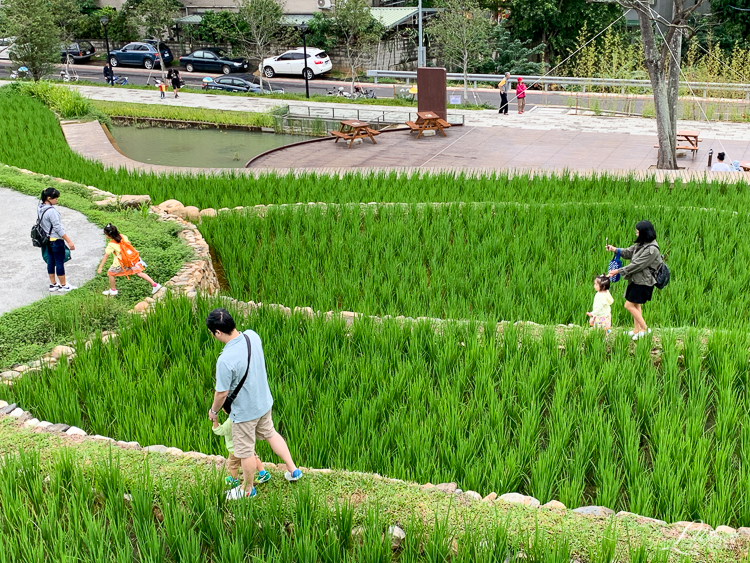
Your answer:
[9,66,29,80]
[112,75,129,86]
[59,69,79,82]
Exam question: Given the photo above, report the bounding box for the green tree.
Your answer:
[427,0,492,100]
[195,10,244,44]
[474,22,545,74]
[504,0,621,63]
[1,0,60,80]
[51,0,84,72]
[135,0,182,79]
[234,0,284,91]
[708,0,750,50]
[331,0,384,91]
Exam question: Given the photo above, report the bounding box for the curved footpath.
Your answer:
[0,187,104,315]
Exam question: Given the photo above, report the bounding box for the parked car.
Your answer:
[262,48,332,79]
[61,41,95,64]
[0,38,14,60]
[203,75,281,94]
[179,49,249,74]
[108,41,173,69]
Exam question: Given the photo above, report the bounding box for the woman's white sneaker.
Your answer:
[49,284,61,292]
[151,283,162,295]
[102,289,119,296]
[58,284,77,293]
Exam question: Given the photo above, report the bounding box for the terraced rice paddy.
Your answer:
[201,202,750,328]
[5,83,750,557]
[3,88,750,210]
[4,298,750,528]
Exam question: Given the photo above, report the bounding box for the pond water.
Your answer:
[109,125,312,168]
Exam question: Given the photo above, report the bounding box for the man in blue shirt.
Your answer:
[207,308,303,499]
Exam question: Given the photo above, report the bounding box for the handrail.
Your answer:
[366,70,750,98]
[283,104,465,126]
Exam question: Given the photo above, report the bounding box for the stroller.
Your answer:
[10,66,29,80]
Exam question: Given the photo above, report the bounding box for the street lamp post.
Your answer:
[418,0,424,67]
[100,16,111,62]
[299,22,310,99]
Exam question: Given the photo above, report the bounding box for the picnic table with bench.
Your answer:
[405,111,451,139]
[330,120,380,148]
[653,130,701,160]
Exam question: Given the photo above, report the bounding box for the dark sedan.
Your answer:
[203,75,281,94]
[61,41,95,64]
[180,50,249,74]
[108,42,173,70]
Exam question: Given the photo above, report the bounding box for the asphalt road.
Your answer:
[0,59,654,114]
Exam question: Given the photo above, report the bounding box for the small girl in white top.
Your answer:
[587,275,614,332]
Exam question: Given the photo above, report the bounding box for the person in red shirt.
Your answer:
[516,77,527,114]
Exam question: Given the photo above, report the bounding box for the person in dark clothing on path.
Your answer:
[103,63,114,85]
[606,220,663,341]
[171,69,181,98]
[498,72,510,115]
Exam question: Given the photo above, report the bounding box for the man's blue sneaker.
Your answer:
[284,468,303,482]
[255,470,271,484]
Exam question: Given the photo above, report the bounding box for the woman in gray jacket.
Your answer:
[38,187,77,292]
[606,220,662,341]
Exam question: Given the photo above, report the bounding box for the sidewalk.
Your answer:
[72,84,750,142]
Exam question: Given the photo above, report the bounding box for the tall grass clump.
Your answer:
[3,88,750,209]
[0,451,690,563]
[202,202,750,328]
[5,296,750,527]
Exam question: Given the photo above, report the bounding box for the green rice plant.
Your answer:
[202,202,750,328]
[7,296,750,528]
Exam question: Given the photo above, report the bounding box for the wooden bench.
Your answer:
[405,121,420,131]
[653,143,700,160]
[330,130,352,143]
[366,127,381,136]
[437,119,452,128]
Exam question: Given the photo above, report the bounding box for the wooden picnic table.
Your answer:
[330,120,379,148]
[654,130,701,160]
[405,111,451,139]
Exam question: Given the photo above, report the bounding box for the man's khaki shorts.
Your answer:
[232,409,276,459]
[226,453,242,472]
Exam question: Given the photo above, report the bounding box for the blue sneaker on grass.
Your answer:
[284,468,303,482]
[255,470,271,484]
[225,476,241,488]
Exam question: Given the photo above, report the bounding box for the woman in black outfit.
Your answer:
[606,220,663,341]
[171,69,181,98]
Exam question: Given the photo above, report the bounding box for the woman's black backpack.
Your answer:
[646,245,670,289]
[31,208,52,248]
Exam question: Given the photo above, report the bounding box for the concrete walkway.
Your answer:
[0,188,105,315]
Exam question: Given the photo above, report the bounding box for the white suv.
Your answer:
[262,48,332,80]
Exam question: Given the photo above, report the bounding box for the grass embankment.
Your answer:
[5,296,750,530]
[0,418,743,563]
[0,166,192,369]
[65,78,492,109]
[92,99,278,128]
[201,203,750,329]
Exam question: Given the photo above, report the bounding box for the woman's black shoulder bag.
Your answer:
[222,333,251,415]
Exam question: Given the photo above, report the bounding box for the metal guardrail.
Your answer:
[284,104,465,126]
[366,70,750,99]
